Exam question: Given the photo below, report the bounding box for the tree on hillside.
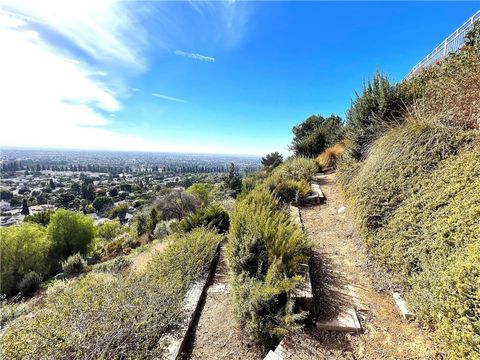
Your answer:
[21,198,30,215]
[261,152,283,170]
[224,163,242,197]
[186,183,210,207]
[291,114,344,157]
[47,209,94,264]
[92,196,113,213]
[345,72,413,161]
[49,179,55,190]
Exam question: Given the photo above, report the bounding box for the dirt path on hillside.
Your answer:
[185,246,263,360]
[281,173,438,359]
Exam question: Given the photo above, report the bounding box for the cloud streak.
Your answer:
[173,50,215,62]
[152,93,187,103]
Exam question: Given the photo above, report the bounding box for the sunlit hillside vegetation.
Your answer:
[338,24,480,359]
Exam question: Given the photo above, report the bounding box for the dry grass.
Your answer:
[413,46,480,130]
[316,141,347,170]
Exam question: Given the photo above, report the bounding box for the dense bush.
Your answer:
[47,209,95,265]
[432,242,480,359]
[227,188,311,345]
[153,219,179,240]
[340,119,470,238]
[92,255,132,274]
[261,152,283,170]
[179,203,229,233]
[154,190,201,220]
[371,145,480,279]
[92,196,113,213]
[100,233,141,260]
[61,253,87,277]
[0,228,222,359]
[186,183,211,207]
[24,211,52,227]
[291,114,344,157]
[272,157,318,183]
[345,72,415,161]
[340,116,479,357]
[0,224,51,296]
[357,144,480,359]
[107,203,129,219]
[413,34,480,130]
[18,271,42,297]
[264,175,310,203]
[96,220,123,241]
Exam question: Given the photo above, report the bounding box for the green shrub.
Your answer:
[93,256,132,274]
[0,228,222,359]
[107,203,129,219]
[372,145,480,279]
[186,183,211,207]
[96,220,123,241]
[341,119,479,357]
[100,233,141,260]
[18,271,42,297]
[153,219,179,240]
[264,175,310,203]
[46,280,68,297]
[0,223,51,296]
[291,114,344,157]
[179,203,229,234]
[0,299,28,328]
[92,196,114,213]
[345,72,415,161]
[272,157,318,183]
[432,242,480,359]
[341,119,471,239]
[24,211,52,227]
[227,188,310,345]
[47,209,95,265]
[61,253,87,277]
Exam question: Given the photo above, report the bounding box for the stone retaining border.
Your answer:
[167,241,223,360]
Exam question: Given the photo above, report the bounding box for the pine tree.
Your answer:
[21,198,30,215]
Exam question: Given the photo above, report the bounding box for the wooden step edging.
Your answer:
[166,241,223,360]
[289,205,314,311]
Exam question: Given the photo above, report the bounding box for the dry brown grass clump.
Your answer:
[316,140,348,170]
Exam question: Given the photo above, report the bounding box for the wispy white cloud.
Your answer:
[152,93,187,103]
[2,0,147,71]
[131,87,142,92]
[174,50,215,62]
[0,9,151,151]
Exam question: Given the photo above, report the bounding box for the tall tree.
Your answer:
[261,152,283,170]
[224,163,242,197]
[291,114,344,157]
[49,178,56,190]
[21,198,30,215]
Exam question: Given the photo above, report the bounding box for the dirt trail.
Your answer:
[186,246,263,360]
[281,173,437,359]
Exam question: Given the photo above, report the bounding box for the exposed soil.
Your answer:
[281,173,438,359]
[186,173,438,359]
[185,246,263,360]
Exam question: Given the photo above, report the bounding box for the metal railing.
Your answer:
[406,10,480,79]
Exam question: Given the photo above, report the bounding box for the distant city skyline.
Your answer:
[0,1,478,155]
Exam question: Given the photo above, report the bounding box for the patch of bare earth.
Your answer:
[282,173,438,359]
[186,246,263,360]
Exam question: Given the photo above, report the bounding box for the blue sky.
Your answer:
[1,1,478,155]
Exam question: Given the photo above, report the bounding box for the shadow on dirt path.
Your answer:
[281,173,438,360]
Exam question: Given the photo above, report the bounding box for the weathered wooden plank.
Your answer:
[316,308,362,333]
